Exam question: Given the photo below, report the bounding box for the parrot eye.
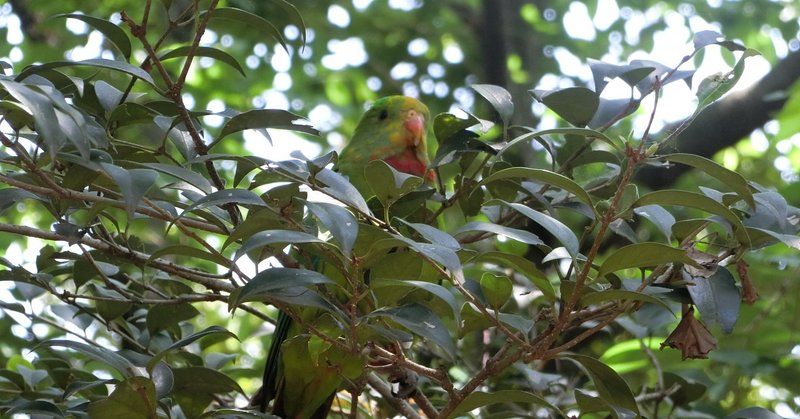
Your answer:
[378,109,389,120]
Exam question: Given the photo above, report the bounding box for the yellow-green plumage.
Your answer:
[337,96,433,194]
[260,96,433,418]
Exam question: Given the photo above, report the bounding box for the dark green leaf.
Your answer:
[228,268,335,309]
[159,46,245,76]
[365,160,423,206]
[661,153,754,208]
[100,164,157,216]
[371,278,460,323]
[181,188,267,221]
[206,7,288,53]
[634,190,750,245]
[433,111,479,143]
[448,390,560,417]
[306,201,358,257]
[34,340,136,378]
[314,167,371,215]
[499,127,621,156]
[370,303,455,362]
[146,303,200,334]
[0,188,43,214]
[503,201,580,257]
[148,326,237,372]
[0,80,63,158]
[471,251,554,301]
[598,243,700,278]
[472,84,514,127]
[6,400,65,417]
[455,221,543,246]
[54,14,131,59]
[563,354,639,415]
[480,272,512,309]
[725,407,784,419]
[397,218,460,250]
[685,267,740,334]
[532,86,599,127]
[217,109,318,144]
[480,167,594,208]
[139,162,214,194]
[235,230,326,261]
[17,59,155,85]
[580,289,672,311]
[633,204,676,241]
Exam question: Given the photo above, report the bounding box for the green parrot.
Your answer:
[259,96,433,418]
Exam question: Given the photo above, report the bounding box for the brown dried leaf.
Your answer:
[661,306,717,359]
[737,259,758,305]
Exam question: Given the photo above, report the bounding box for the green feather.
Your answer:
[338,96,432,194]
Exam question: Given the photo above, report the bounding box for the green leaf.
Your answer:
[305,201,358,257]
[563,354,639,415]
[149,245,230,269]
[216,109,319,144]
[159,46,245,76]
[498,126,620,157]
[634,190,751,245]
[430,130,496,168]
[455,221,544,246]
[234,230,326,261]
[181,188,267,220]
[5,400,65,417]
[598,242,700,278]
[684,267,740,334]
[314,167,371,215]
[206,7,288,53]
[228,268,335,309]
[365,160,423,206]
[34,340,136,378]
[480,167,594,209]
[448,390,560,417]
[146,303,200,334]
[394,235,462,276]
[579,289,672,311]
[87,377,156,419]
[660,153,754,208]
[397,218,460,250]
[371,278,460,323]
[503,201,580,257]
[370,303,455,362]
[472,84,514,127]
[433,111,479,143]
[100,164,157,217]
[17,59,155,85]
[0,188,43,215]
[532,87,600,127]
[471,251,554,301]
[147,326,237,373]
[695,49,760,112]
[0,80,63,159]
[633,204,675,241]
[54,14,131,59]
[480,272,512,309]
[725,407,784,419]
[138,162,214,194]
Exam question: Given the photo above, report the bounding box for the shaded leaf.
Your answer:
[472,84,514,127]
[159,46,245,76]
[148,326,237,373]
[503,202,580,257]
[235,230,326,261]
[563,354,639,415]
[398,218,460,250]
[228,268,335,309]
[34,340,136,378]
[54,14,131,59]
[217,109,318,143]
[181,188,267,221]
[305,201,358,257]
[370,303,455,362]
[684,267,740,334]
[100,164,157,216]
[454,221,543,246]
[371,278,460,323]
[365,160,423,206]
[633,204,676,241]
[480,167,594,208]
[206,7,288,53]
[433,111,480,144]
[532,87,599,127]
[480,272,512,309]
[661,153,754,208]
[598,243,700,278]
[448,390,560,418]
[17,59,155,85]
[138,162,214,195]
[87,377,156,419]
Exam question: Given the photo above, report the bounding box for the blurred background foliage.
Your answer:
[1,0,799,417]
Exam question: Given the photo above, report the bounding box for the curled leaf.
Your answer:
[661,307,717,360]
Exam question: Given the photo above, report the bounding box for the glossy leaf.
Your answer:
[633,204,676,241]
[563,354,639,415]
[448,390,560,417]
[17,59,156,85]
[228,268,335,309]
[472,84,514,127]
[371,278,460,323]
[499,126,621,156]
[314,167,371,215]
[503,201,580,257]
[634,190,750,245]
[685,267,740,334]
[54,14,131,59]
[480,272,512,309]
[370,303,455,361]
[217,109,318,144]
[0,80,63,158]
[206,7,288,53]
[138,162,214,195]
[100,164,157,216]
[480,167,594,208]
[305,201,358,257]
[471,251,554,301]
[398,218,460,250]
[660,153,754,208]
[433,111,480,144]
[365,160,423,206]
[598,242,700,278]
[235,230,326,261]
[455,221,544,246]
[87,376,156,419]
[34,340,136,378]
[532,86,599,127]
[181,188,267,221]
[159,46,245,76]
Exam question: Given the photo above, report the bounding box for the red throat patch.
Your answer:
[384,150,436,182]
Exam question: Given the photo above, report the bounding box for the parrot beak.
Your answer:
[404,110,425,148]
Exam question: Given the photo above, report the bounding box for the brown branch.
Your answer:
[366,373,421,419]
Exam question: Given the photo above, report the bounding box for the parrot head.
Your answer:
[338,96,435,193]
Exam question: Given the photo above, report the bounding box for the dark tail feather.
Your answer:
[261,310,292,412]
